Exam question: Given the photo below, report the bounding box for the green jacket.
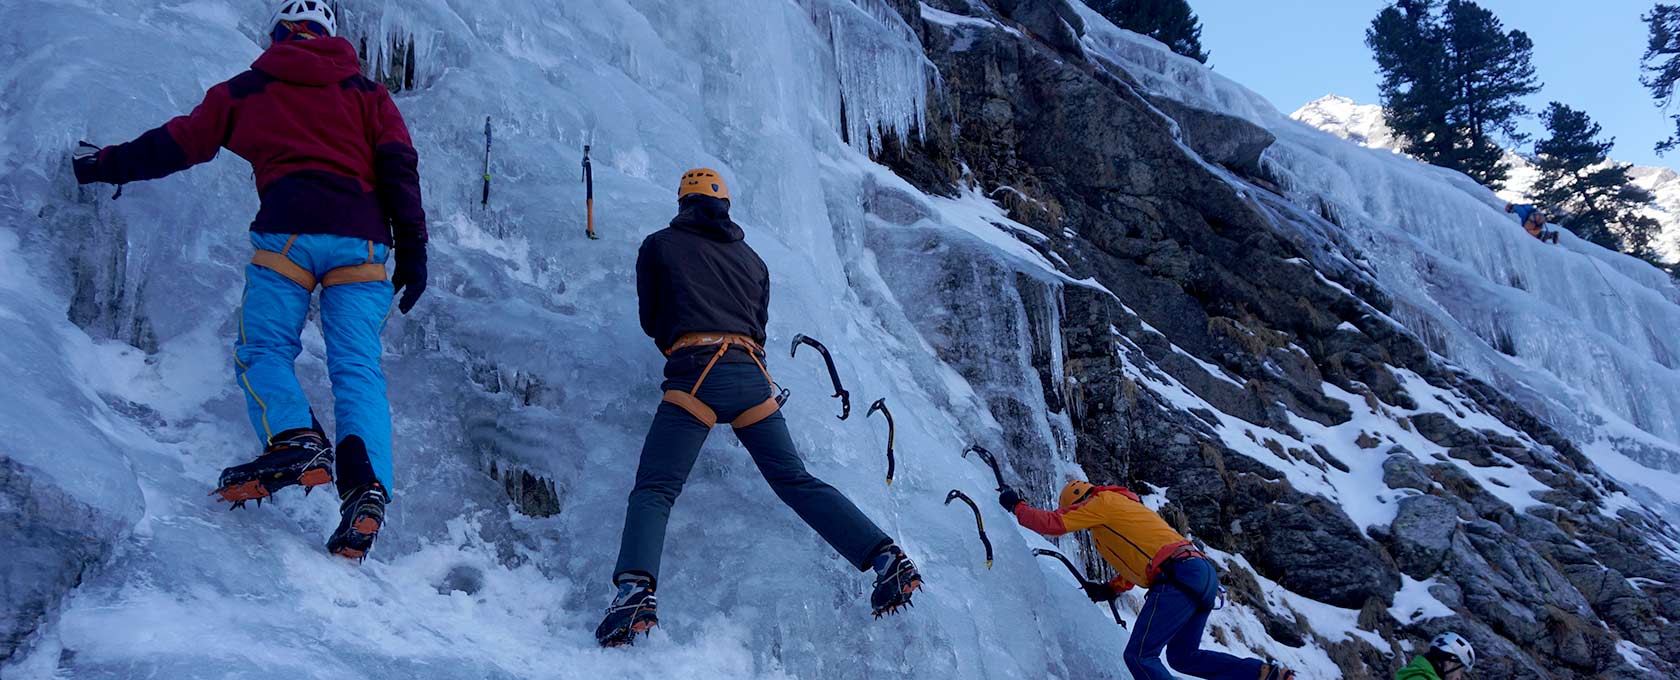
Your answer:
[1397,655,1441,680]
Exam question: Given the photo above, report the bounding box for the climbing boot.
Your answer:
[211,428,334,508]
[326,483,387,561]
[596,576,659,647]
[869,544,923,618]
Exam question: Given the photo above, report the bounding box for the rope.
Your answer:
[1586,256,1628,305]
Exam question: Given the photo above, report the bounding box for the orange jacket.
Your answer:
[1012,486,1191,591]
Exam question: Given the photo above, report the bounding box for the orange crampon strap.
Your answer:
[661,333,782,429]
[251,235,387,290]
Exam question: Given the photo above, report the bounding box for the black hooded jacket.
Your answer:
[637,195,770,372]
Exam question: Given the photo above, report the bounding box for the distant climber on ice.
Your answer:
[595,168,921,647]
[1001,480,1295,680]
[72,0,428,561]
[1396,632,1475,680]
[1506,202,1558,244]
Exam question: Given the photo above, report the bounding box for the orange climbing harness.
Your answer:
[251,235,386,290]
[661,333,782,429]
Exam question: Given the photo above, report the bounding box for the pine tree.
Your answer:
[1370,1,1456,168]
[1367,0,1540,189]
[1440,0,1539,188]
[1089,0,1209,63]
[1642,4,1680,154]
[1531,102,1662,258]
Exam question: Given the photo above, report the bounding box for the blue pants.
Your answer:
[236,232,394,493]
[1124,558,1262,680]
[613,362,892,583]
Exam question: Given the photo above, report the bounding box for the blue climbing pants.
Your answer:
[236,232,394,493]
[1124,557,1263,680]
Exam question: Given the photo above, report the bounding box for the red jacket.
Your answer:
[92,37,426,248]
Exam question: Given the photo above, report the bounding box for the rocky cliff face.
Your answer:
[865,1,1680,677]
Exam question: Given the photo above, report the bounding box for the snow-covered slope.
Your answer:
[1100,43,1680,504]
[1293,94,1680,263]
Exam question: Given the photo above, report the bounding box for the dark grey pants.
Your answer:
[613,362,891,583]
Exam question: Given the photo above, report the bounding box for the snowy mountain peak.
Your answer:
[1631,165,1679,184]
[1291,94,1398,150]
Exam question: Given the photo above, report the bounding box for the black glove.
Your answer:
[73,141,104,184]
[997,486,1022,512]
[1082,581,1118,603]
[392,244,428,314]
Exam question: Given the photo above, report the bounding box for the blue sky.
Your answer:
[1192,0,1675,167]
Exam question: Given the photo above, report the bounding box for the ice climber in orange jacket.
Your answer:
[1002,480,1296,680]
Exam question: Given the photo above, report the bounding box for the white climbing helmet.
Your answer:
[271,0,337,38]
[1430,631,1476,669]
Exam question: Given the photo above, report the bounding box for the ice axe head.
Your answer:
[945,489,994,569]
[789,334,850,419]
[869,398,894,485]
[962,444,1007,491]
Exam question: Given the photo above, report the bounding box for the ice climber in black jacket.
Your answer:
[594,168,923,647]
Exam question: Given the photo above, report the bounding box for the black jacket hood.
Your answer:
[669,195,744,242]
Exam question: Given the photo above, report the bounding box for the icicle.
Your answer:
[336,2,445,92]
[799,0,936,153]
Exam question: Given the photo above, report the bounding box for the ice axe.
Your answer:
[1033,548,1126,627]
[961,444,1008,491]
[790,334,850,419]
[481,117,492,207]
[868,398,896,485]
[945,490,994,568]
[582,142,598,240]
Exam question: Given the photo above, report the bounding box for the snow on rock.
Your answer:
[1389,575,1458,626]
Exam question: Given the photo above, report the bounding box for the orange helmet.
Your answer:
[678,168,729,201]
[1058,480,1096,508]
